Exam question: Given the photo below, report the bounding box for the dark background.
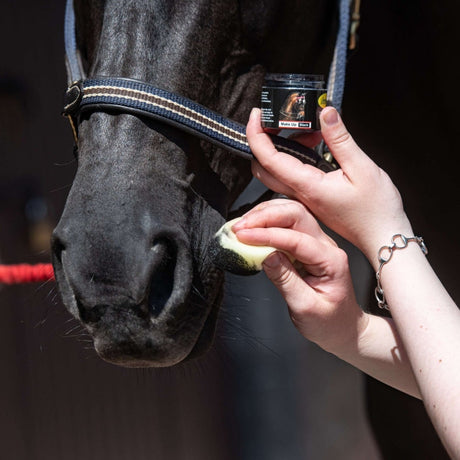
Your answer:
[1,1,458,459]
[345,3,459,458]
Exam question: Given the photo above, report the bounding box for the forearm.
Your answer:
[332,313,421,398]
[370,242,460,458]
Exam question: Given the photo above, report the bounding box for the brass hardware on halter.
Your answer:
[323,151,334,164]
[65,114,79,146]
[349,0,361,50]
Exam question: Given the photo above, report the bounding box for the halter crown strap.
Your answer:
[64,0,84,84]
[327,0,352,111]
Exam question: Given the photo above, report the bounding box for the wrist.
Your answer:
[374,234,428,311]
[322,307,370,359]
[361,214,414,271]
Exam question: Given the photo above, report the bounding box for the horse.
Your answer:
[51,0,337,368]
[279,92,307,121]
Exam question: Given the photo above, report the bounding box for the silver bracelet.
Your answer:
[375,234,428,310]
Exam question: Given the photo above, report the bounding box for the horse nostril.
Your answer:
[51,224,73,266]
[148,238,178,317]
[77,302,108,324]
[51,232,66,264]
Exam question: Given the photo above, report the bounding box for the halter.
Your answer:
[63,0,357,172]
[63,77,327,168]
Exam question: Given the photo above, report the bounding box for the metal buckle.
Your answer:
[62,81,83,116]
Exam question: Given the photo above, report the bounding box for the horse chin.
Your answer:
[82,302,218,368]
[92,304,219,368]
[53,256,221,368]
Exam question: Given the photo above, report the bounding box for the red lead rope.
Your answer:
[0,264,55,284]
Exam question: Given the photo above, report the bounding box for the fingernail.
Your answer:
[322,107,339,126]
[249,107,260,121]
[263,252,281,268]
[232,218,246,231]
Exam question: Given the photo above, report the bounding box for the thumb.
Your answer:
[320,107,371,174]
[262,252,311,307]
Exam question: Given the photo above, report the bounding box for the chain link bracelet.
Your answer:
[375,234,428,310]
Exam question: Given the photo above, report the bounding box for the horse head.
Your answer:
[280,92,307,120]
[52,0,335,367]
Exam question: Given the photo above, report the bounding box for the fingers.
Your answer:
[320,107,375,177]
[247,108,285,163]
[247,108,325,193]
[232,199,301,229]
[251,160,297,198]
[262,252,315,307]
[235,226,334,275]
[232,199,320,237]
[286,130,323,149]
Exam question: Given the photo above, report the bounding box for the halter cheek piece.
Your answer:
[63,0,355,173]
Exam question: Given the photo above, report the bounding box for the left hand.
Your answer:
[233,199,368,354]
[245,107,411,263]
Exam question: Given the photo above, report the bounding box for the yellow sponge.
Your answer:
[209,217,287,275]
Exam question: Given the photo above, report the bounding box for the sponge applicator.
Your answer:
[209,217,292,275]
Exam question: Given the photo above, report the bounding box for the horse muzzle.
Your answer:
[51,223,213,367]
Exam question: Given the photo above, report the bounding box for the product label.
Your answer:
[279,121,312,128]
[261,86,324,131]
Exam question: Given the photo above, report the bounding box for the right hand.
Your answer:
[233,199,368,355]
[246,107,413,265]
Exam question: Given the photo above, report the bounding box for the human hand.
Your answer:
[246,107,413,267]
[233,199,368,354]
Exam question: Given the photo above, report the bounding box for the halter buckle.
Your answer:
[62,81,83,117]
[62,81,83,147]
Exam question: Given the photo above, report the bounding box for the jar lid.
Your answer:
[264,73,325,89]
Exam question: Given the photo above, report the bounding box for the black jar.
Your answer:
[261,74,327,132]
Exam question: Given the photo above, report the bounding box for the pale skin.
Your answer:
[232,107,460,459]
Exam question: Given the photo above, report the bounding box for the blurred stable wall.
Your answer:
[345,3,459,458]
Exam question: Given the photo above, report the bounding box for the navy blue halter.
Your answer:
[63,0,352,172]
[63,77,331,168]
